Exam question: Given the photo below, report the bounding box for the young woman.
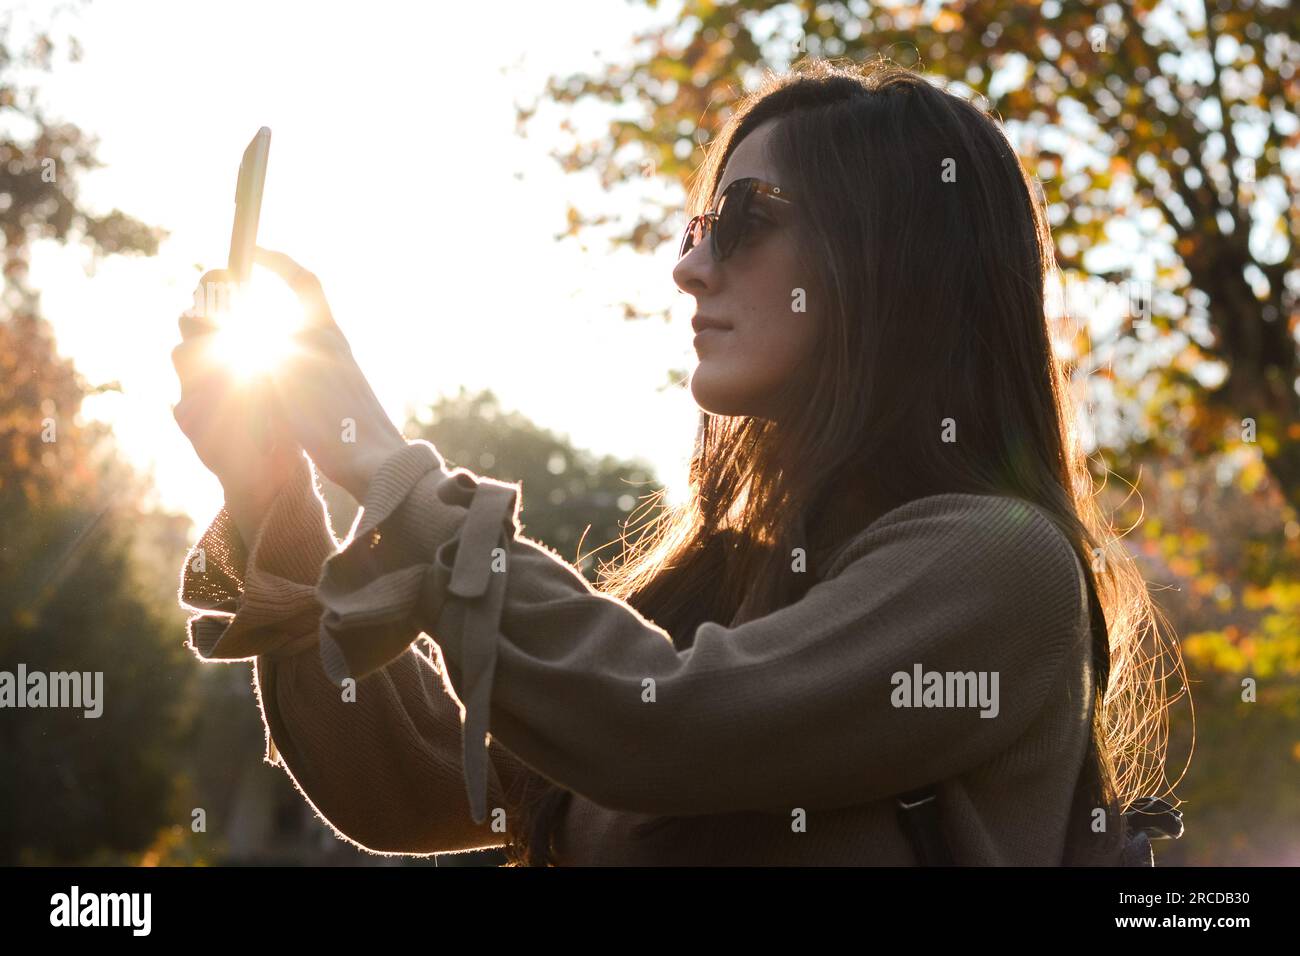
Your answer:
[173,58,1183,866]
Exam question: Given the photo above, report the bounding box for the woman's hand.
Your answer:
[253,247,408,501]
[171,268,303,544]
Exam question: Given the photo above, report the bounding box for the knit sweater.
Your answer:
[177,439,1105,865]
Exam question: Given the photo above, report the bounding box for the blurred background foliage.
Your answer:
[2,1,1297,865]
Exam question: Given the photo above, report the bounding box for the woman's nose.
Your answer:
[672,239,716,297]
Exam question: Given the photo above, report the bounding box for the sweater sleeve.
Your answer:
[177,453,537,855]
[316,439,1091,823]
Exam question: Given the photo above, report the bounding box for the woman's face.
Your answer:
[672,118,819,421]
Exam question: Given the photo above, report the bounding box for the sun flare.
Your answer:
[207,269,306,381]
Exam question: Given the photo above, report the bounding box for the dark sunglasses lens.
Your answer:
[680,216,705,259]
[713,180,754,259]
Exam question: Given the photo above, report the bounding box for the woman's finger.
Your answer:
[172,390,219,438]
[289,322,352,360]
[252,246,334,329]
[196,268,232,287]
[178,310,217,340]
[171,339,225,399]
[187,269,236,323]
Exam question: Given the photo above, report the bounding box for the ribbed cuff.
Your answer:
[185,454,338,661]
[178,506,247,616]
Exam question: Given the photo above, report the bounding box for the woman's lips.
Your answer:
[693,327,730,349]
[692,315,732,350]
[691,315,732,334]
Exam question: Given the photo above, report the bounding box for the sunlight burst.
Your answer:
[207,269,306,381]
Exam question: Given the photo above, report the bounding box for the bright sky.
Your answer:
[20,0,1291,536]
[24,0,703,532]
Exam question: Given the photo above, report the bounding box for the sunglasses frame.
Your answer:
[678,177,794,263]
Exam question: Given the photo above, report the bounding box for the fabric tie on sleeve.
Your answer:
[317,442,450,685]
[431,480,519,826]
[314,439,522,826]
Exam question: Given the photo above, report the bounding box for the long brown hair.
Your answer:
[502,56,1187,866]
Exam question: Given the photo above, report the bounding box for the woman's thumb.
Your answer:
[252,246,334,329]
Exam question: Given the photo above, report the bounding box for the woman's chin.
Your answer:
[689,368,754,418]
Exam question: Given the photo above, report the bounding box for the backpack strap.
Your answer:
[895,786,954,865]
[898,787,1182,865]
[1116,797,1183,866]
[1123,796,1184,840]
[1119,829,1155,865]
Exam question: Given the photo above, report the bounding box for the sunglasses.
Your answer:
[678,177,794,262]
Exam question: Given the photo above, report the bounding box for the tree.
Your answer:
[406,387,664,579]
[519,0,1300,511]
[0,10,200,863]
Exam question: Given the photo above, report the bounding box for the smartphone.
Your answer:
[228,127,271,285]
[226,127,275,456]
